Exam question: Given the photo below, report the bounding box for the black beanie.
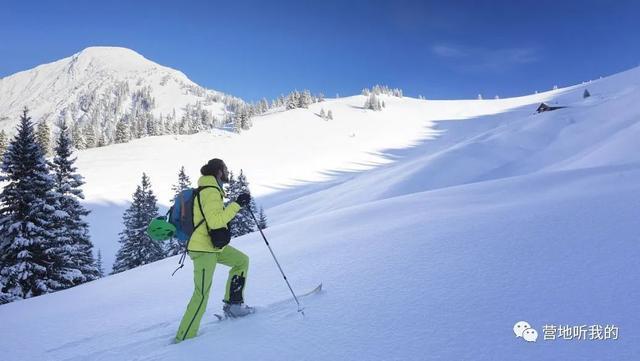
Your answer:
[200,158,225,176]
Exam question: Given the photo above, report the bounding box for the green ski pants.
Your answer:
[175,246,249,342]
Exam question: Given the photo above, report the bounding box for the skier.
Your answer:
[175,158,253,343]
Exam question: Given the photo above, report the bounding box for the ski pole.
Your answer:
[247,207,305,316]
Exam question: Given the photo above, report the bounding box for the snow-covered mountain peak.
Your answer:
[0,47,241,143]
[66,46,162,74]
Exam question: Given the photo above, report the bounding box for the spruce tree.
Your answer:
[364,93,382,111]
[170,166,192,201]
[227,170,256,237]
[225,170,238,204]
[96,249,105,278]
[0,130,7,157]
[0,108,66,303]
[83,125,96,148]
[36,121,51,155]
[257,206,268,230]
[112,173,164,274]
[286,91,299,110]
[115,120,130,143]
[327,110,333,120]
[72,124,85,150]
[299,90,312,108]
[97,133,107,147]
[50,121,99,284]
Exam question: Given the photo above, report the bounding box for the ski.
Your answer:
[213,283,322,322]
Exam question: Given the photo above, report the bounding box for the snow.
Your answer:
[0,46,229,133]
[1,53,639,360]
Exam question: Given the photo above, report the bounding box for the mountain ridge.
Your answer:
[0,46,242,147]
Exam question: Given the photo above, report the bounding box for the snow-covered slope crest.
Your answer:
[0,46,239,134]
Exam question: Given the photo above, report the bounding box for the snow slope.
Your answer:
[0,162,637,361]
[1,63,639,360]
[75,81,579,270]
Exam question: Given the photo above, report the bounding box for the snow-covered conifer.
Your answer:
[115,120,130,143]
[226,170,257,237]
[50,121,99,285]
[0,108,66,303]
[36,121,51,155]
[0,130,7,157]
[257,207,268,230]
[112,173,164,274]
[96,249,105,278]
[365,93,382,111]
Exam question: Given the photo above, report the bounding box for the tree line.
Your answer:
[0,108,268,304]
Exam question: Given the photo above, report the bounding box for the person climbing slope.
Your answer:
[175,158,253,343]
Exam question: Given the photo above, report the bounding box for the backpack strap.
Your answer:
[171,185,218,276]
[195,185,218,232]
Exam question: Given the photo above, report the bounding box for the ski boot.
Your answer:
[222,301,255,318]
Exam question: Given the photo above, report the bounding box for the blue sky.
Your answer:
[1,0,639,101]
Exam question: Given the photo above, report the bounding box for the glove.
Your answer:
[236,193,251,207]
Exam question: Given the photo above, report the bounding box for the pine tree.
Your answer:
[319,108,326,119]
[0,130,7,158]
[96,249,105,278]
[50,121,99,285]
[327,110,333,120]
[83,125,96,148]
[165,166,192,256]
[224,170,238,204]
[299,90,312,108]
[364,93,382,111]
[115,120,130,143]
[232,111,242,133]
[97,133,108,147]
[226,170,256,237]
[286,91,299,110]
[112,173,164,274]
[259,98,269,113]
[583,89,591,98]
[257,207,267,230]
[170,166,192,201]
[71,124,85,150]
[36,121,51,156]
[0,108,67,303]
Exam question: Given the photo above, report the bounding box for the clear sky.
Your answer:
[1,0,639,101]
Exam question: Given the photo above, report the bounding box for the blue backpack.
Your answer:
[168,186,215,275]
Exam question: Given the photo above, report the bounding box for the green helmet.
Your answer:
[147,217,176,241]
